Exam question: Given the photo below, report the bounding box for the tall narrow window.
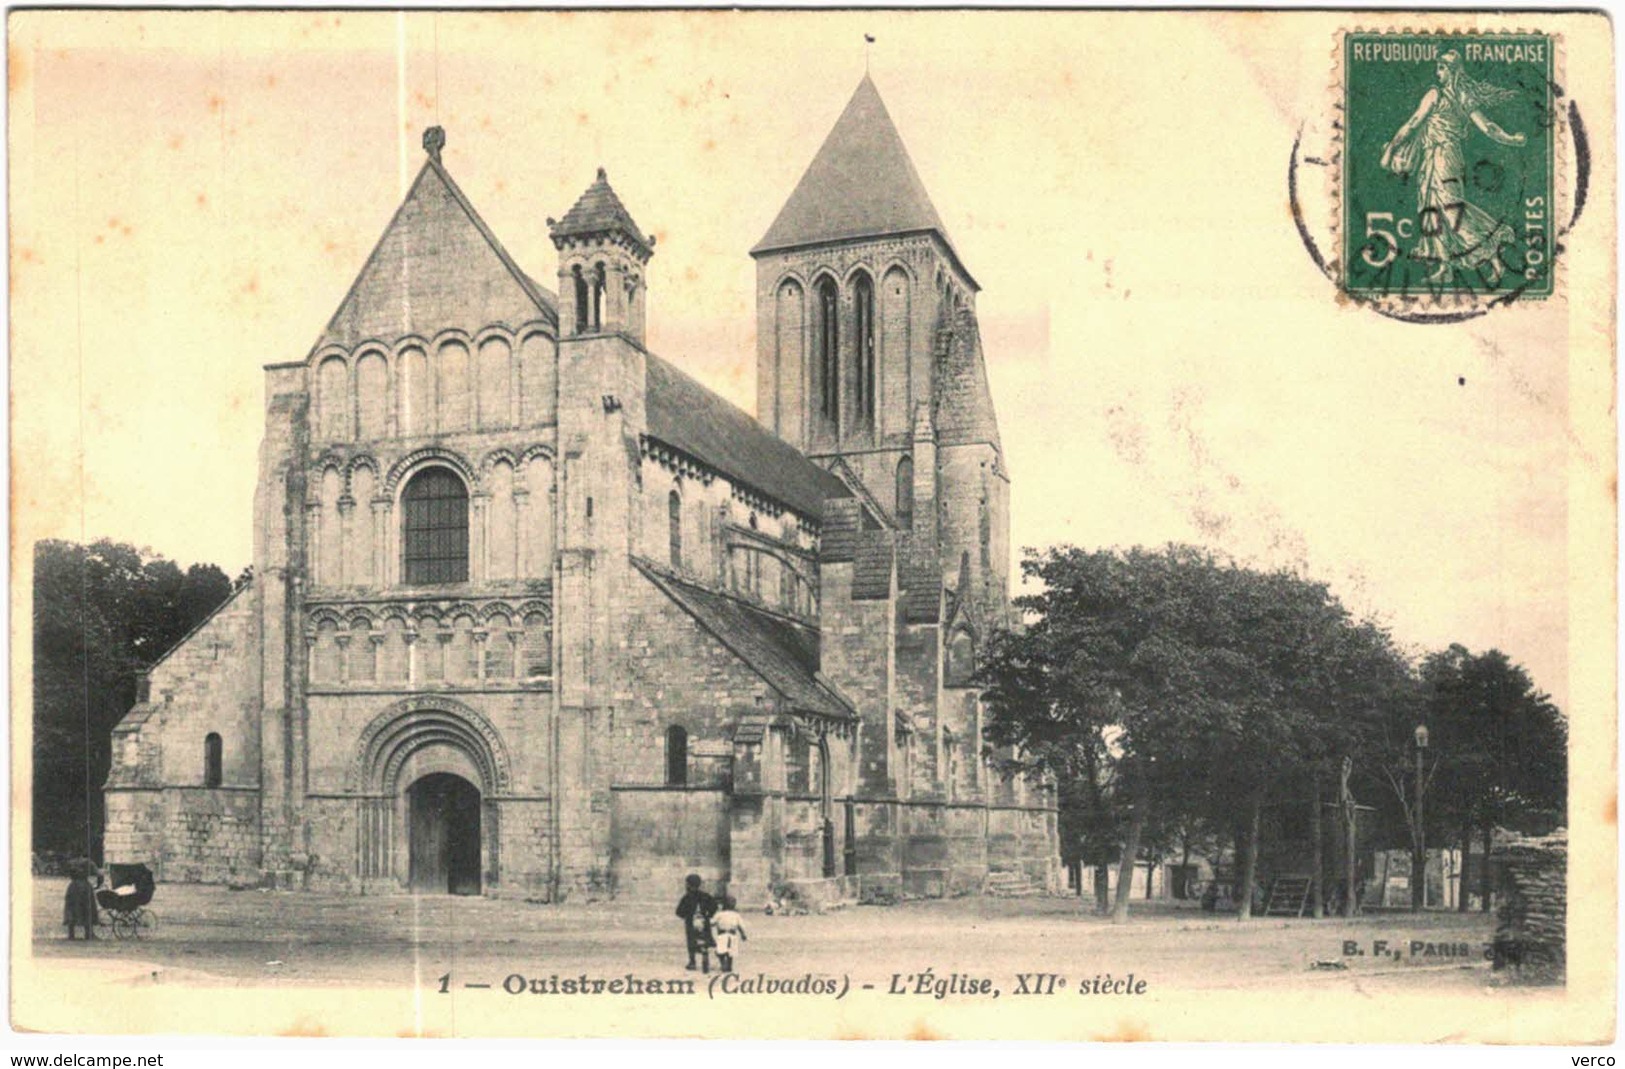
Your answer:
[402,468,469,585]
[854,271,875,425]
[668,489,683,569]
[666,725,689,787]
[573,265,589,335]
[204,733,223,788]
[817,277,839,427]
[896,455,914,529]
[592,264,606,330]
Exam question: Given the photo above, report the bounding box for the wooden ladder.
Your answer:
[1265,876,1313,917]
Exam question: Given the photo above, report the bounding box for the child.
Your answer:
[711,895,748,974]
[674,873,716,973]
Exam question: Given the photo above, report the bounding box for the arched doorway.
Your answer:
[408,772,482,895]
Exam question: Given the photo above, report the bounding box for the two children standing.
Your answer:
[674,874,747,974]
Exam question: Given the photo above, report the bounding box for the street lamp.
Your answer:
[1413,723,1429,911]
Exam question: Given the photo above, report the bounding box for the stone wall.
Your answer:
[104,787,261,885]
[610,786,730,901]
[617,568,778,786]
[105,584,262,876]
[1492,827,1566,981]
[159,789,263,884]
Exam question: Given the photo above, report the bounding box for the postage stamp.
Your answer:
[1341,32,1558,301]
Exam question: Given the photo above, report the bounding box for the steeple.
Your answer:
[549,168,655,342]
[752,75,972,288]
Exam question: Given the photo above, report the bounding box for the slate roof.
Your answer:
[645,352,851,520]
[549,167,653,259]
[633,559,856,723]
[752,76,976,289]
[898,538,943,624]
[818,499,862,564]
[851,530,896,601]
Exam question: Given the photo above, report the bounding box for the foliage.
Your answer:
[977,543,1563,918]
[32,539,234,857]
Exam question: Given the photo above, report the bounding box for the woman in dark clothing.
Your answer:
[674,873,716,973]
[63,858,99,940]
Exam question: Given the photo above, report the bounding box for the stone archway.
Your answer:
[351,697,512,894]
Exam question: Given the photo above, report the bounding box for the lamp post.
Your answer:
[1413,723,1429,911]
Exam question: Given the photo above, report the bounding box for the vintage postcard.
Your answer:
[7,9,1616,1046]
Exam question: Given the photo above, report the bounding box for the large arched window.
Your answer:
[204,732,223,788]
[668,489,683,569]
[402,468,470,585]
[896,455,914,529]
[666,725,689,787]
[853,271,875,426]
[591,264,606,331]
[816,277,839,428]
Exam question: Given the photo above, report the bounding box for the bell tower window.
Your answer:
[573,265,589,336]
[854,271,875,426]
[816,277,839,430]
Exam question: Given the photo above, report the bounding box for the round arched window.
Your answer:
[403,468,469,585]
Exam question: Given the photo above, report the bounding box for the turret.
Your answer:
[548,168,655,345]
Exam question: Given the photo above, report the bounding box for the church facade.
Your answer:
[103,77,1061,902]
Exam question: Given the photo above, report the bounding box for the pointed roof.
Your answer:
[549,167,654,260]
[753,75,973,286]
[314,142,557,353]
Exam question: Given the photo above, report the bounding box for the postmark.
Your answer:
[1340,31,1558,304]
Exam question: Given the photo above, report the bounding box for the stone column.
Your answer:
[471,492,490,584]
[336,495,354,587]
[305,500,323,586]
[372,498,390,588]
[513,487,531,579]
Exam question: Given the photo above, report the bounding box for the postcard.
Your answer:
[8,9,1616,1044]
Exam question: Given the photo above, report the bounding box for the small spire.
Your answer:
[423,126,446,163]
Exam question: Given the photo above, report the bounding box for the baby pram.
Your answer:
[95,863,157,940]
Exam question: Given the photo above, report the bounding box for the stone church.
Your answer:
[103,77,1061,902]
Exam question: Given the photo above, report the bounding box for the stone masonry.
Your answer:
[104,79,1061,902]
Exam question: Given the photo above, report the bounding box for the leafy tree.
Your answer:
[32,540,234,859]
[1377,645,1566,911]
[981,544,1411,921]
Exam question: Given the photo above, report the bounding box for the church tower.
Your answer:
[751,75,1009,624]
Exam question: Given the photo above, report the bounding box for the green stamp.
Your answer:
[1343,32,1557,300]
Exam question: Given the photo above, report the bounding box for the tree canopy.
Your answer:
[978,544,1565,920]
[33,539,235,859]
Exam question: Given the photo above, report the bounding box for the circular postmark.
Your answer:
[1291,31,1589,324]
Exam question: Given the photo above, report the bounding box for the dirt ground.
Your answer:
[27,876,1503,996]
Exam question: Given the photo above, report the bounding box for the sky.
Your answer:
[10,10,1613,711]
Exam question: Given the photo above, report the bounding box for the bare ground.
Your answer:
[27,877,1505,996]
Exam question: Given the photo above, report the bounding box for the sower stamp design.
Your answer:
[1342,32,1556,300]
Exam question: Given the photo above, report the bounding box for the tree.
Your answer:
[1419,645,1566,910]
[32,540,234,858]
[981,544,1410,921]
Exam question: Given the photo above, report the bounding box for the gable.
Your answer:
[316,161,556,353]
